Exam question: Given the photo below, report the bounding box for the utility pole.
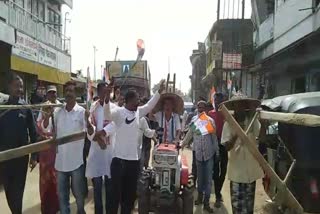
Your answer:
[242,0,245,19]
[63,12,71,50]
[217,0,221,20]
[93,46,97,81]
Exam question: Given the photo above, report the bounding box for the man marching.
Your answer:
[42,81,94,214]
[86,82,116,214]
[181,101,219,213]
[102,80,165,214]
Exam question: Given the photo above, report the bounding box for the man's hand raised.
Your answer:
[104,78,114,104]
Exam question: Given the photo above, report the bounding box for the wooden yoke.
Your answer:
[220,104,304,213]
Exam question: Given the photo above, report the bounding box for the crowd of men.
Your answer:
[0,72,264,214]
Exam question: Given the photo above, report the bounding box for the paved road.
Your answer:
[0,149,277,214]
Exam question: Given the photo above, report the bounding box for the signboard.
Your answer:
[38,43,57,68]
[12,31,68,72]
[106,61,146,78]
[13,31,38,62]
[222,53,242,69]
[211,41,222,61]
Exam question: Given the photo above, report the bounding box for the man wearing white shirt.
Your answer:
[102,81,165,214]
[86,82,116,214]
[42,81,94,214]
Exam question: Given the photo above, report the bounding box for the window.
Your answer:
[14,0,24,8]
[32,0,38,17]
[38,1,45,21]
[26,0,32,14]
[292,77,306,93]
[54,13,60,32]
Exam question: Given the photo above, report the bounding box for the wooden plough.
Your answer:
[220,104,306,213]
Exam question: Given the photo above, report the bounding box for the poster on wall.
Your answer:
[211,41,222,61]
[107,61,146,78]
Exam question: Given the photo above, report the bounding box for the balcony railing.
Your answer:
[3,0,70,54]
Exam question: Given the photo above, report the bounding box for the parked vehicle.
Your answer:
[261,92,320,213]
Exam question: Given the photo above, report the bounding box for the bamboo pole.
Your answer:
[0,132,85,163]
[0,103,87,110]
[259,111,320,127]
[220,105,304,213]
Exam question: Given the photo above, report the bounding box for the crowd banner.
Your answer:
[0,132,85,163]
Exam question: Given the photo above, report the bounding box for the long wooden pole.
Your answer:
[0,103,87,110]
[259,111,320,127]
[0,132,85,163]
[220,105,303,213]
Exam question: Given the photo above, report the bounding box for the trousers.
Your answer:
[110,157,140,214]
[213,144,228,199]
[57,165,86,214]
[0,156,29,214]
[92,176,112,214]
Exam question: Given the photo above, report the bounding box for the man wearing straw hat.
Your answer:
[152,92,183,144]
[221,92,264,214]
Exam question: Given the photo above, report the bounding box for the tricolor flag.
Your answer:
[137,39,145,58]
[86,67,93,107]
[210,86,216,110]
[190,112,215,136]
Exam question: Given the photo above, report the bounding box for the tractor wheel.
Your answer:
[182,186,194,214]
[138,171,151,214]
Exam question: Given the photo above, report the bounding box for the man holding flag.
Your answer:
[181,100,219,213]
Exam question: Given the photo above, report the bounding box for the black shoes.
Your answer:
[203,203,214,213]
[195,193,203,205]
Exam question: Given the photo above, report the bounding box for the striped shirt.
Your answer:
[182,114,219,161]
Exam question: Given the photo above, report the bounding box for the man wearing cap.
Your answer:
[36,85,61,214]
[221,93,263,214]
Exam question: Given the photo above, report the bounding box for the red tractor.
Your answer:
[137,142,194,214]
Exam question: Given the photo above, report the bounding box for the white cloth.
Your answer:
[138,117,156,159]
[42,103,86,172]
[104,92,160,160]
[154,111,181,143]
[85,101,116,178]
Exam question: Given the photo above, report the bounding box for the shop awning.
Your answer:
[11,55,70,85]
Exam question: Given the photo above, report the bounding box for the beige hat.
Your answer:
[153,92,184,115]
[220,92,261,112]
[47,85,57,93]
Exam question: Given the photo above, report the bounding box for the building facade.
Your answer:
[0,0,72,101]
[252,0,320,98]
[189,42,206,102]
[203,19,254,98]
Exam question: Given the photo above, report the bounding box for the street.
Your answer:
[0,149,278,214]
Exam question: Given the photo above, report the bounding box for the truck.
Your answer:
[106,60,151,97]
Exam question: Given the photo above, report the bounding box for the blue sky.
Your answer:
[65,0,251,93]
